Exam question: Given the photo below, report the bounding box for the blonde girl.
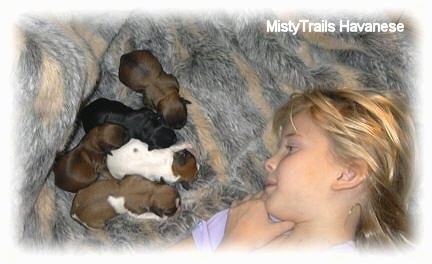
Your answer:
[173,87,416,252]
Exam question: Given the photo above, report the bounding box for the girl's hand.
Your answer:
[216,191,295,251]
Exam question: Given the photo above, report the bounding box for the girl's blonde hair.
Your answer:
[273,88,416,250]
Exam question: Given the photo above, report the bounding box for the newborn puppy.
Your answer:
[70,175,180,229]
[106,138,198,189]
[118,50,191,129]
[54,123,130,193]
[79,98,177,150]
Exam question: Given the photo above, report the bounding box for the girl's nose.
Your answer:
[265,155,277,172]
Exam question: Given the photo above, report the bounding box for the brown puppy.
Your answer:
[54,123,130,193]
[70,175,180,229]
[71,180,118,229]
[118,50,190,129]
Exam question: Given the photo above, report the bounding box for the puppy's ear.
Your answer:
[104,148,113,156]
[155,113,164,122]
[180,97,191,105]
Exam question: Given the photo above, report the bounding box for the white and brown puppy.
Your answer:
[106,138,198,189]
[70,175,180,229]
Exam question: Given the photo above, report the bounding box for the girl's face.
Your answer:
[264,110,345,222]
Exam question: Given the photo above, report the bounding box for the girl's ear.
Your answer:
[331,159,368,191]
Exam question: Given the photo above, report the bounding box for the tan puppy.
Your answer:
[118,50,190,129]
[70,175,180,229]
[54,123,130,193]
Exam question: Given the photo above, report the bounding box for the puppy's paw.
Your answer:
[131,211,167,221]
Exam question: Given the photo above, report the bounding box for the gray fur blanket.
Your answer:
[13,10,416,252]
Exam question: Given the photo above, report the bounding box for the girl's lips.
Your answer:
[265,179,277,188]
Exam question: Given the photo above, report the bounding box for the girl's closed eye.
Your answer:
[280,132,300,154]
[285,144,298,154]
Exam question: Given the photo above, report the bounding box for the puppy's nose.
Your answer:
[156,127,177,148]
[122,130,131,143]
[173,149,187,165]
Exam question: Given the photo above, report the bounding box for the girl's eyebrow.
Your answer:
[283,132,298,138]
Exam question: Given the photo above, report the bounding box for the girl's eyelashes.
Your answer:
[285,145,297,154]
[280,134,300,154]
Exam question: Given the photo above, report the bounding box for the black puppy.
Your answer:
[79,98,177,150]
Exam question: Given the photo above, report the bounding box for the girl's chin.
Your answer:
[263,194,275,213]
[264,185,276,195]
[263,196,285,222]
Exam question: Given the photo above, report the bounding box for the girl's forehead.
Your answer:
[282,110,324,138]
[281,110,309,133]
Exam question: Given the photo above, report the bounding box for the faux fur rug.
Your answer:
[13,10,416,252]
